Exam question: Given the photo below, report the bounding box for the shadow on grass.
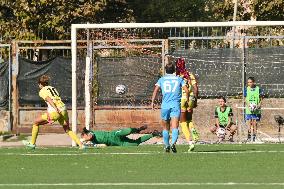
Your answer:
[5,134,28,142]
[196,148,258,153]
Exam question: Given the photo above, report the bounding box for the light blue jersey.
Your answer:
[156,74,185,120]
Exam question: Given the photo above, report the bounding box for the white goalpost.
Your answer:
[71,21,284,146]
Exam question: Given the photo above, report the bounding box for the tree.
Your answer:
[251,0,284,21]
[127,0,211,22]
[0,0,134,40]
[128,0,284,23]
[0,0,283,41]
[209,0,284,21]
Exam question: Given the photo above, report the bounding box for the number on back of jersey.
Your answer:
[163,80,178,93]
[47,87,60,97]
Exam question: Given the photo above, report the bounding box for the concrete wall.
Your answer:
[94,109,161,130]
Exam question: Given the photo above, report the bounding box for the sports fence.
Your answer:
[0,22,284,142]
[0,46,283,108]
[18,56,85,107]
[95,46,284,106]
[0,61,9,108]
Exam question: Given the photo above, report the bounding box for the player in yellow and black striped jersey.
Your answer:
[176,58,199,152]
[22,75,84,149]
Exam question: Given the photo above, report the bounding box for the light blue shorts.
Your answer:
[161,105,181,121]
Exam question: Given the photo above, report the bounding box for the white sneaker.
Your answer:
[22,140,36,149]
[188,144,195,152]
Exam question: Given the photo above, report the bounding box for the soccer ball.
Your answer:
[115,84,126,95]
[249,102,257,112]
[216,127,226,139]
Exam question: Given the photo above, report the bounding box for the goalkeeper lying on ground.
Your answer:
[80,125,162,147]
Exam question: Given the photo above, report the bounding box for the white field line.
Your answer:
[0,182,284,186]
[1,150,284,156]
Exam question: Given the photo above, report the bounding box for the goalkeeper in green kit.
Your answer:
[80,125,161,147]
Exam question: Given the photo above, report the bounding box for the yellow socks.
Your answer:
[67,130,82,146]
[188,121,194,130]
[30,125,82,147]
[188,121,199,141]
[31,124,39,145]
[181,122,191,141]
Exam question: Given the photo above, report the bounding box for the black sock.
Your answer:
[248,133,251,139]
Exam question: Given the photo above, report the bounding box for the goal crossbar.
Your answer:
[72,21,284,29]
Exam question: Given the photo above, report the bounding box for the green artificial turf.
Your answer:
[0,144,283,189]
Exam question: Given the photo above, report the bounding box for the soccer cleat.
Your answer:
[191,128,199,142]
[164,146,170,153]
[188,144,195,152]
[152,130,162,137]
[22,140,36,149]
[171,144,177,153]
[137,125,148,133]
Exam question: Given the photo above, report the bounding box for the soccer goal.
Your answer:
[71,21,284,145]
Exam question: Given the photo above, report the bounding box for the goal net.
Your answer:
[71,21,284,144]
[236,106,284,143]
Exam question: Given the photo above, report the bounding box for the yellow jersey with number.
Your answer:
[180,73,197,99]
[39,86,65,112]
